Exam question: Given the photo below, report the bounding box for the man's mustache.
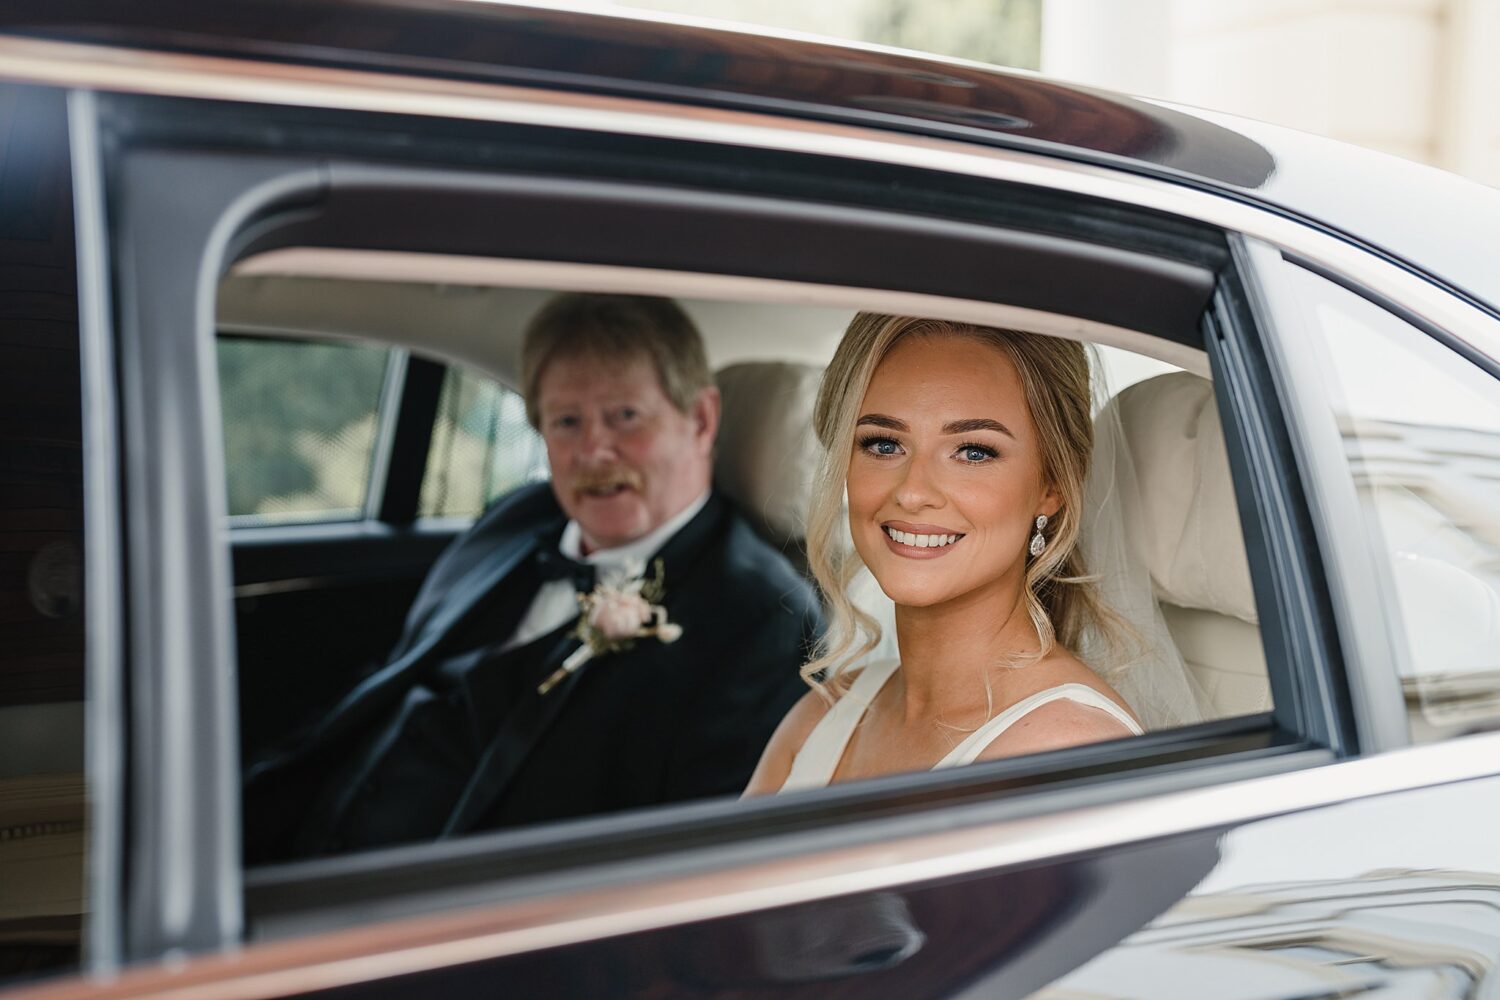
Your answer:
[573,466,644,496]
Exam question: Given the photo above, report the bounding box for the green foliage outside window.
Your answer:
[217,336,390,520]
[420,366,549,518]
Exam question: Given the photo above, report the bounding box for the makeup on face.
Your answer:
[846,334,1054,608]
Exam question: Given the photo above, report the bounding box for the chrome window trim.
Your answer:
[68,86,126,973]
[1,36,1497,364]
[225,511,365,531]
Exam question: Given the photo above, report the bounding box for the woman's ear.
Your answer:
[1040,481,1063,520]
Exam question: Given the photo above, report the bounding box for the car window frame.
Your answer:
[1236,236,1421,753]
[82,88,1351,967]
[1240,239,1500,748]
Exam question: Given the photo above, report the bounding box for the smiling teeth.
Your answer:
[886,528,960,548]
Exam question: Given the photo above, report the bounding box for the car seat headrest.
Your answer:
[714,361,822,549]
[1096,372,1258,624]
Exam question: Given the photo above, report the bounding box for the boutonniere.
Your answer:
[538,558,683,695]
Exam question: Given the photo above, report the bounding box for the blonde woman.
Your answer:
[745,315,1143,795]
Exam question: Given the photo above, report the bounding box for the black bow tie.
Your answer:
[534,548,597,593]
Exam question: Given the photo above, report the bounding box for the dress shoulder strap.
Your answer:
[937,683,1144,768]
[779,658,901,792]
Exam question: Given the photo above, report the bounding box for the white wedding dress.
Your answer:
[779,657,1143,792]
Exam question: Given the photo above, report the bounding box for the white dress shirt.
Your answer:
[501,489,711,652]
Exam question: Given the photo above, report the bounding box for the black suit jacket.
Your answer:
[245,484,822,860]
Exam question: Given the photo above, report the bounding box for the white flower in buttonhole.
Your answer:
[538,558,683,695]
[588,585,653,640]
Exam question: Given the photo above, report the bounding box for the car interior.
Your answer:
[217,249,1273,797]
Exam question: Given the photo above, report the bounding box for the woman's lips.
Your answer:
[881,524,964,559]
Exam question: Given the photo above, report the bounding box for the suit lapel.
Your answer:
[439,494,731,831]
[441,627,583,836]
[643,491,727,590]
[407,529,545,651]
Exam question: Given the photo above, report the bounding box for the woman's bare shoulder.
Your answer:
[1031,646,1139,720]
[775,685,838,747]
[970,648,1140,762]
[741,685,835,797]
[973,697,1136,761]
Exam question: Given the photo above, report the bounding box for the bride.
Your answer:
[745,314,1147,795]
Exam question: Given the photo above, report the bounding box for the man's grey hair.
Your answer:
[520,293,712,428]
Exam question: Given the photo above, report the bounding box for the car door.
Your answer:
[26,77,1344,998]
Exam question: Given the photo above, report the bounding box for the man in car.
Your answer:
[245,293,822,860]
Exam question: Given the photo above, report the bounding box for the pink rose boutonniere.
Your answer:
[538,559,682,695]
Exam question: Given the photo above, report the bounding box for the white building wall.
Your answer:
[1041,0,1500,188]
[1438,0,1500,187]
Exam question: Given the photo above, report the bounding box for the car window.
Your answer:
[419,363,548,519]
[0,83,88,986]
[1283,265,1500,742]
[228,279,1274,868]
[216,334,393,524]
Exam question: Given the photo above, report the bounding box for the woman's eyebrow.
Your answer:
[856,413,907,431]
[943,417,1015,439]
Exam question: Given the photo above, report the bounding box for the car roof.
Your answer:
[6,0,1499,316]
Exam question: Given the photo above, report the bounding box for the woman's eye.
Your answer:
[859,435,902,456]
[958,443,997,463]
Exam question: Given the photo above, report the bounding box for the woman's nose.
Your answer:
[892,454,942,511]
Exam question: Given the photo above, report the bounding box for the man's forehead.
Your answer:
[537,350,664,403]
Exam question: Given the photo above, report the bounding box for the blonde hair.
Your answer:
[803,313,1118,697]
[521,293,710,428]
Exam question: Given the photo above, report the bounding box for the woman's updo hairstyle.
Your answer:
[802,313,1113,696]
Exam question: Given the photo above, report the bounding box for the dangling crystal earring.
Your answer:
[1029,514,1048,557]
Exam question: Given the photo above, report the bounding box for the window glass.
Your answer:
[0,82,87,984]
[419,365,548,518]
[1286,265,1500,741]
[217,335,391,523]
[232,283,1268,876]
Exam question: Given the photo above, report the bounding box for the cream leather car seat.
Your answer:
[715,361,902,661]
[714,361,823,564]
[1091,372,1272,717]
